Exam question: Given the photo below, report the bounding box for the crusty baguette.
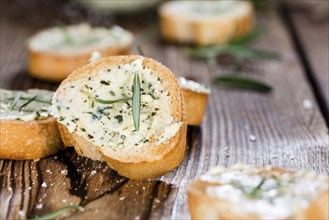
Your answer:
[188,165,329,220]
[179,77,210,125]
[159,0,254,46]
[27,24,133,81]
[0,118,62,160]
[52,55,187,179]
[0,89,62,160]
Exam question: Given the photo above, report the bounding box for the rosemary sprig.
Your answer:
[30,205,83,220]
[213,75,272,93]
[7,96,51,105]
[81,90,132,107]
[247,176,266,199]
[9,92,22,110]
[186,28,280,65]
[95,97,132,104]
[137,45,145,56]
[132,72,141,131]
[18,95,38,111]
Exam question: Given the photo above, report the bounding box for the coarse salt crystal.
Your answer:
[90,170,97,176]
[18,210,25,218]
[119,196,126,201]
[303,99,313,110]
[41,182,47,188]
[36,204,43,209]
[249,135,257,142]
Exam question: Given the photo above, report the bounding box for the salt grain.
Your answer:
[119,196,126,201]
[18,210,25,218]
[303,99,313,110]
[249,135,257,142]
[36,204,43,209]
[61,170,67,175]
[41,182,47,188]
[62,199,67,203]
[90,170,97,176]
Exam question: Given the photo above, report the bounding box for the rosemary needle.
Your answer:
[18,95,38,111]
[30,205,83,220]
[132,72,141,131]
[9,92,22,110]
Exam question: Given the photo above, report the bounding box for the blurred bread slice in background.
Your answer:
[159,0,254,46]
[27,23,133,81]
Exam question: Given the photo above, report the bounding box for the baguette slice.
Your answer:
[159,0,254,46]
[0,89,62,160]
[52,55,187,179]
[179,77,210,125]
[188,164,329,220]
[27,23,133,81]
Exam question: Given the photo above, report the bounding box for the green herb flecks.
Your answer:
[9,92,22,110]
[30,205,83,220]
[213,75,272,93]
[18,95,38,111]
[132,72,141,131]
[57,24,74,45]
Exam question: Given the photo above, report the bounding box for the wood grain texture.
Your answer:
[0,1,328,219]
[290,10,329,113]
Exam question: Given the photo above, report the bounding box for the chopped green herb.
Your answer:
[87,134,94,139]
[110,91,116,96]
[115,115,123,123]
[100,80,110,85]
[95,97,132,104]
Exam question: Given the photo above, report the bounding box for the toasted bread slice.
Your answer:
[52,55,187,179]
[0,89,62,160]
[188,164,329,220]
[179,77,210,125]
[159,0,254,46]
[27,24,133,81]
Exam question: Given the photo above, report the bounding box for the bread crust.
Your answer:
[159,1,254,46]
[28,46,130,82]
[55,55,187,179]
[188,167,329,220]
[181,88,208,125]
[0,117,62,160]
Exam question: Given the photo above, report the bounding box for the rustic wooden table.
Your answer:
[1,1,328,219]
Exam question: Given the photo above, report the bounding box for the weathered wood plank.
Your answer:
[290,10,329,114]
[1,1,328,219]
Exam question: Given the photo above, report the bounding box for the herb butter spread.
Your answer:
[0,89,53,121]
[52,59,182,154]
[29,24,133,54]
[164,1,249,18]
[179,77,210,94]
[201,165,328,220]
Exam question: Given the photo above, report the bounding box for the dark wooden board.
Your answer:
[1,1,328,219]
[290,10,329,113]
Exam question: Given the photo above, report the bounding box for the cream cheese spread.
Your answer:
[179,77,210,94]
[0,89,53,121]
[201,165,328,220]
[29,23,133,54]
[52,58,182,150]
